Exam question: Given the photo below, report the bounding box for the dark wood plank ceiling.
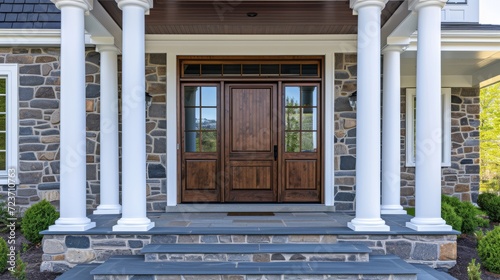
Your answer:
[98,0,403,34]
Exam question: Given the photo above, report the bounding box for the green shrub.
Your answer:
[442,202,462,231]
[477,192,496,210]
[478,226,500,274]
[21,200,59,244]
[0,202,20,233]
[10,254,26,280]
[441,195,488,234]
[467,258,481,280]
[0,238,8,273]
[477,192,500,222]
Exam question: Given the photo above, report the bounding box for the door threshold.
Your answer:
[165,204,335,213]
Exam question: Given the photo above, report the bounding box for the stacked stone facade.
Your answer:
[333,53,481,210]
[0,50,480,211]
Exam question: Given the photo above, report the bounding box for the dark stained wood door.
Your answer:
[224,84,278,202]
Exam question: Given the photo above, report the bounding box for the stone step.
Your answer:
[141,243,371,262]
[89,255,425,280]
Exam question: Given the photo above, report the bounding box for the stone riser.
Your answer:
[145,253,369,262]
[41,233,457,272]
[93,274,417,280]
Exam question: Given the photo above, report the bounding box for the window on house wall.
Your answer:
[405,88,451,167]
[0,65,19,184]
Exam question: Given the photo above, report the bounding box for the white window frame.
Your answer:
[405,88,451,167]
[0,64,19,184]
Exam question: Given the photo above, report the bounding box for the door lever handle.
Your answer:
[274,145,278,161]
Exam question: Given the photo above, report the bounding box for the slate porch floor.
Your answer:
[44,211,459,235]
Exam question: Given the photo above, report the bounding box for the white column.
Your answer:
[381,46,406,215]
[113,0,154,231]
[94,45,122,215]
[49,0,95,231]
[407,0,451,231]
[348,0,390,231]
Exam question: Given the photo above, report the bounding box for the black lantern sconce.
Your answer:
[145,92,153,110]
[348,91,357,111]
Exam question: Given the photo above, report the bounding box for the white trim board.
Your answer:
[157,36,348,206]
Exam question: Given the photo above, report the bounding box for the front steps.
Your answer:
[56,242,456,279]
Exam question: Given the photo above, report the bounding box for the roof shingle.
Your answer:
[0,0,60,29]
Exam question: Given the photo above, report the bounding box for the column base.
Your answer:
[406,217,453,231]
[113,217,155,232]
[94,204,122,215]
[381,205,407,215]
[48,217,96,231]
[381,209,407,215]
[348,218,390,232]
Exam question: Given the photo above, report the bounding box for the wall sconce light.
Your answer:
[145,92,153,110]
[348,91,357,111]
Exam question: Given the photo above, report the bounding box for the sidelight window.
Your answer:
[284,86,318,153]
[183,86,218,152]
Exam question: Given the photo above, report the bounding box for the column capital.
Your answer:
[51,0,93,11]
[116,0,153,13]
[96,45,121,54]
[408,0,447,11]
[382,44,408,54]
[350,0,388,14]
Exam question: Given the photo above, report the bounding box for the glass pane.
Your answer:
[302,64,318,76]
[201,64,222,75]
[285,108,300,131]
[184,64,200,76]
[302,108,317,130]
[285,87,300,106]
[223,64,241,75]
[281,64,300,75]
[185,108,199,130]
[201,131,217,152]
[201,87,217,106]
[184,86,200,106]
[0,114,5,131]
[301,132,317,152]
[0,78,5,94]
[201,108,217,130]
[301,86,317,106]
[242,64,259,75]
[0,151,5,170]
[261,64,279,75]
[185,132,199,152]
[0,132,6,150]
[285,132,300,152]
[0,96,5,112]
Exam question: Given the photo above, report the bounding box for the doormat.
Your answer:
[227,212,275,216]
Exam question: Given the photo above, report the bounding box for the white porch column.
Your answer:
[348,0,390,231]
[49,0,95,231]
[113,0,154,231]
[407,0,451,231]
[94,45,121,215]
[381,46,406,215]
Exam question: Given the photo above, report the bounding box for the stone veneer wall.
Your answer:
[0,48,168,212]
[333,53,480,209]
[40,233,457,272]
[400,88,481,206]
[0,49,480,211]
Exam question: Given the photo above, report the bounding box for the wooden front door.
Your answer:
[180,82,322,203]
[224,84,278,202]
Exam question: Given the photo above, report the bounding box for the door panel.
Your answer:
[185,160,217,190]
[225,84,278,202]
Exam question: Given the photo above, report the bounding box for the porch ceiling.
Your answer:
[98,0,403,34]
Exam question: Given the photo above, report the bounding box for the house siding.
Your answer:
[0,50,479,211]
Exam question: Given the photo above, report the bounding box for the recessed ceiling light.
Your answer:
[247,12,258,17]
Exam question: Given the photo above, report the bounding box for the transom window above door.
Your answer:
[180,58,322,79]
